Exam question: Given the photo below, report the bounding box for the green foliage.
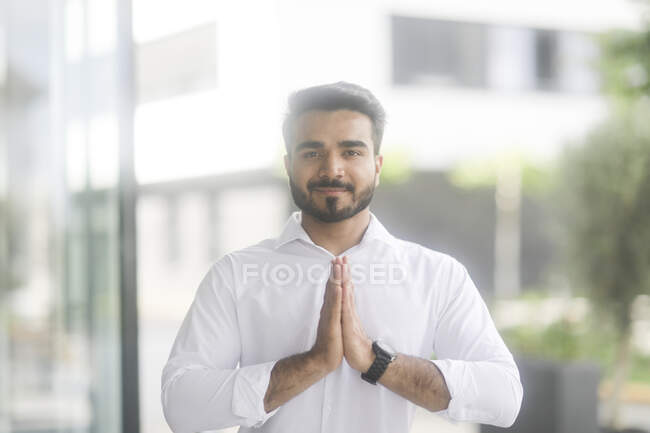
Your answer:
[600,24,650,102]
[556,103,650,334]
[501,318,650,384]
[627,352,650,383]
[449,153,553,197]
[599,0,650,105]
[380,147,413,185]
[555,12,650,337]
[502,318,615,364]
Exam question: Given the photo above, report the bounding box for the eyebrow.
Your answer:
[339,140,369,150]
[294,141,324,153]
[294,140,369,153]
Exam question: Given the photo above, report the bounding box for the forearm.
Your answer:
[430,358,523,427]
[377,353,451,412]
[162,351,329,432]
[162,361,276,432]
[263,350,329,413]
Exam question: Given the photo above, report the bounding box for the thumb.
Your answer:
[330,264,343,315]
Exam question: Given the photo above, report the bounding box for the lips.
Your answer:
[314,188,348,195]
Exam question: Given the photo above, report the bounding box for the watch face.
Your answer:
[375,339,396,356]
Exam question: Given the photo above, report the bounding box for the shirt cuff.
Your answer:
[430,358,496,423]
[429,359,460,422]
[231,360,280,428]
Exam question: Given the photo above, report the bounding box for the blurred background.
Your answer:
[1,1,649,432]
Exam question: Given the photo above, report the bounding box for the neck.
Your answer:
[300,208,371,256]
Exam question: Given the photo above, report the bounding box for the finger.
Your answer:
[327,261,341,282]
[342,274,354,306]
[325,262,341,305]
[341,280,354,310]
[340,283,347,324]
[341,295,357,339]
[331,278,342,317]
[340,280,347,304]
[350,293,363,323]
[330,263,342,286]
[342,257,350,285]
[342,278,358,320]
[325,265,342,319]
[340,287,349,328]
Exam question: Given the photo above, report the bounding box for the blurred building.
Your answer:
[0,1,642,433]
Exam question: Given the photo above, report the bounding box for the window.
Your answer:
[392,15,599,94]
[392,16,487,87]
[535,29,559,91]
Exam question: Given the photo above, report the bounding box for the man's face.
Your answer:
[284,109,383,223]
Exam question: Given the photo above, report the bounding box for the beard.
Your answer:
[289,175,376,223]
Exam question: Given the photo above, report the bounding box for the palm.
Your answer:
[339,256,373,372]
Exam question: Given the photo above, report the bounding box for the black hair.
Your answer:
[282,81,386,155]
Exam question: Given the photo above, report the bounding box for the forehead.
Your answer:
[291,109,374,146]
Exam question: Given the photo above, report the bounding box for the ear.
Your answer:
[374,154,383,187]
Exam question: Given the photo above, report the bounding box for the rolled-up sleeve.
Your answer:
[430,258,523,428]
[161,258,280,433]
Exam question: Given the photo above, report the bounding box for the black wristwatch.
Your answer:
[361,340,397,385]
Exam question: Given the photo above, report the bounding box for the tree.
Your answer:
[600,15,650,103]
[558,8,650,428]
[559,97,650,431]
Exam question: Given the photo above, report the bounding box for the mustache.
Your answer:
[307,179,355,192]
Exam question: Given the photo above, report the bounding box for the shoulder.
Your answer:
[218,238,277,268]
[390,237,467,275]
[205,237,277,293]
[210,237,275,267]
[386,237,473,304]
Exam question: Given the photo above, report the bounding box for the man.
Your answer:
[162,82,523,433]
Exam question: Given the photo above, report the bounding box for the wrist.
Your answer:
[360,339,398,385]
[306,347,337,375]
[356,338,375,373]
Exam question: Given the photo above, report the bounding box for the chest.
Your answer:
[235,264,436,363]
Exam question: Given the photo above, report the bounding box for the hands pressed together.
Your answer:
[310,256,375,374]
[265,256,452,415]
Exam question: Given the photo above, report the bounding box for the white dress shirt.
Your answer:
[161,211,523,433]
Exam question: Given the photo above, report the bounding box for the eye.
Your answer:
[344,150,361,157]
[302,151,319,159]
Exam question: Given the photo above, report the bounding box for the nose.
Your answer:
[318,152,344,179]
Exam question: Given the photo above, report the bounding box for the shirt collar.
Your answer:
[273,210,396,250]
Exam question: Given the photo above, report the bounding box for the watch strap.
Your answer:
[361,341,395,385]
